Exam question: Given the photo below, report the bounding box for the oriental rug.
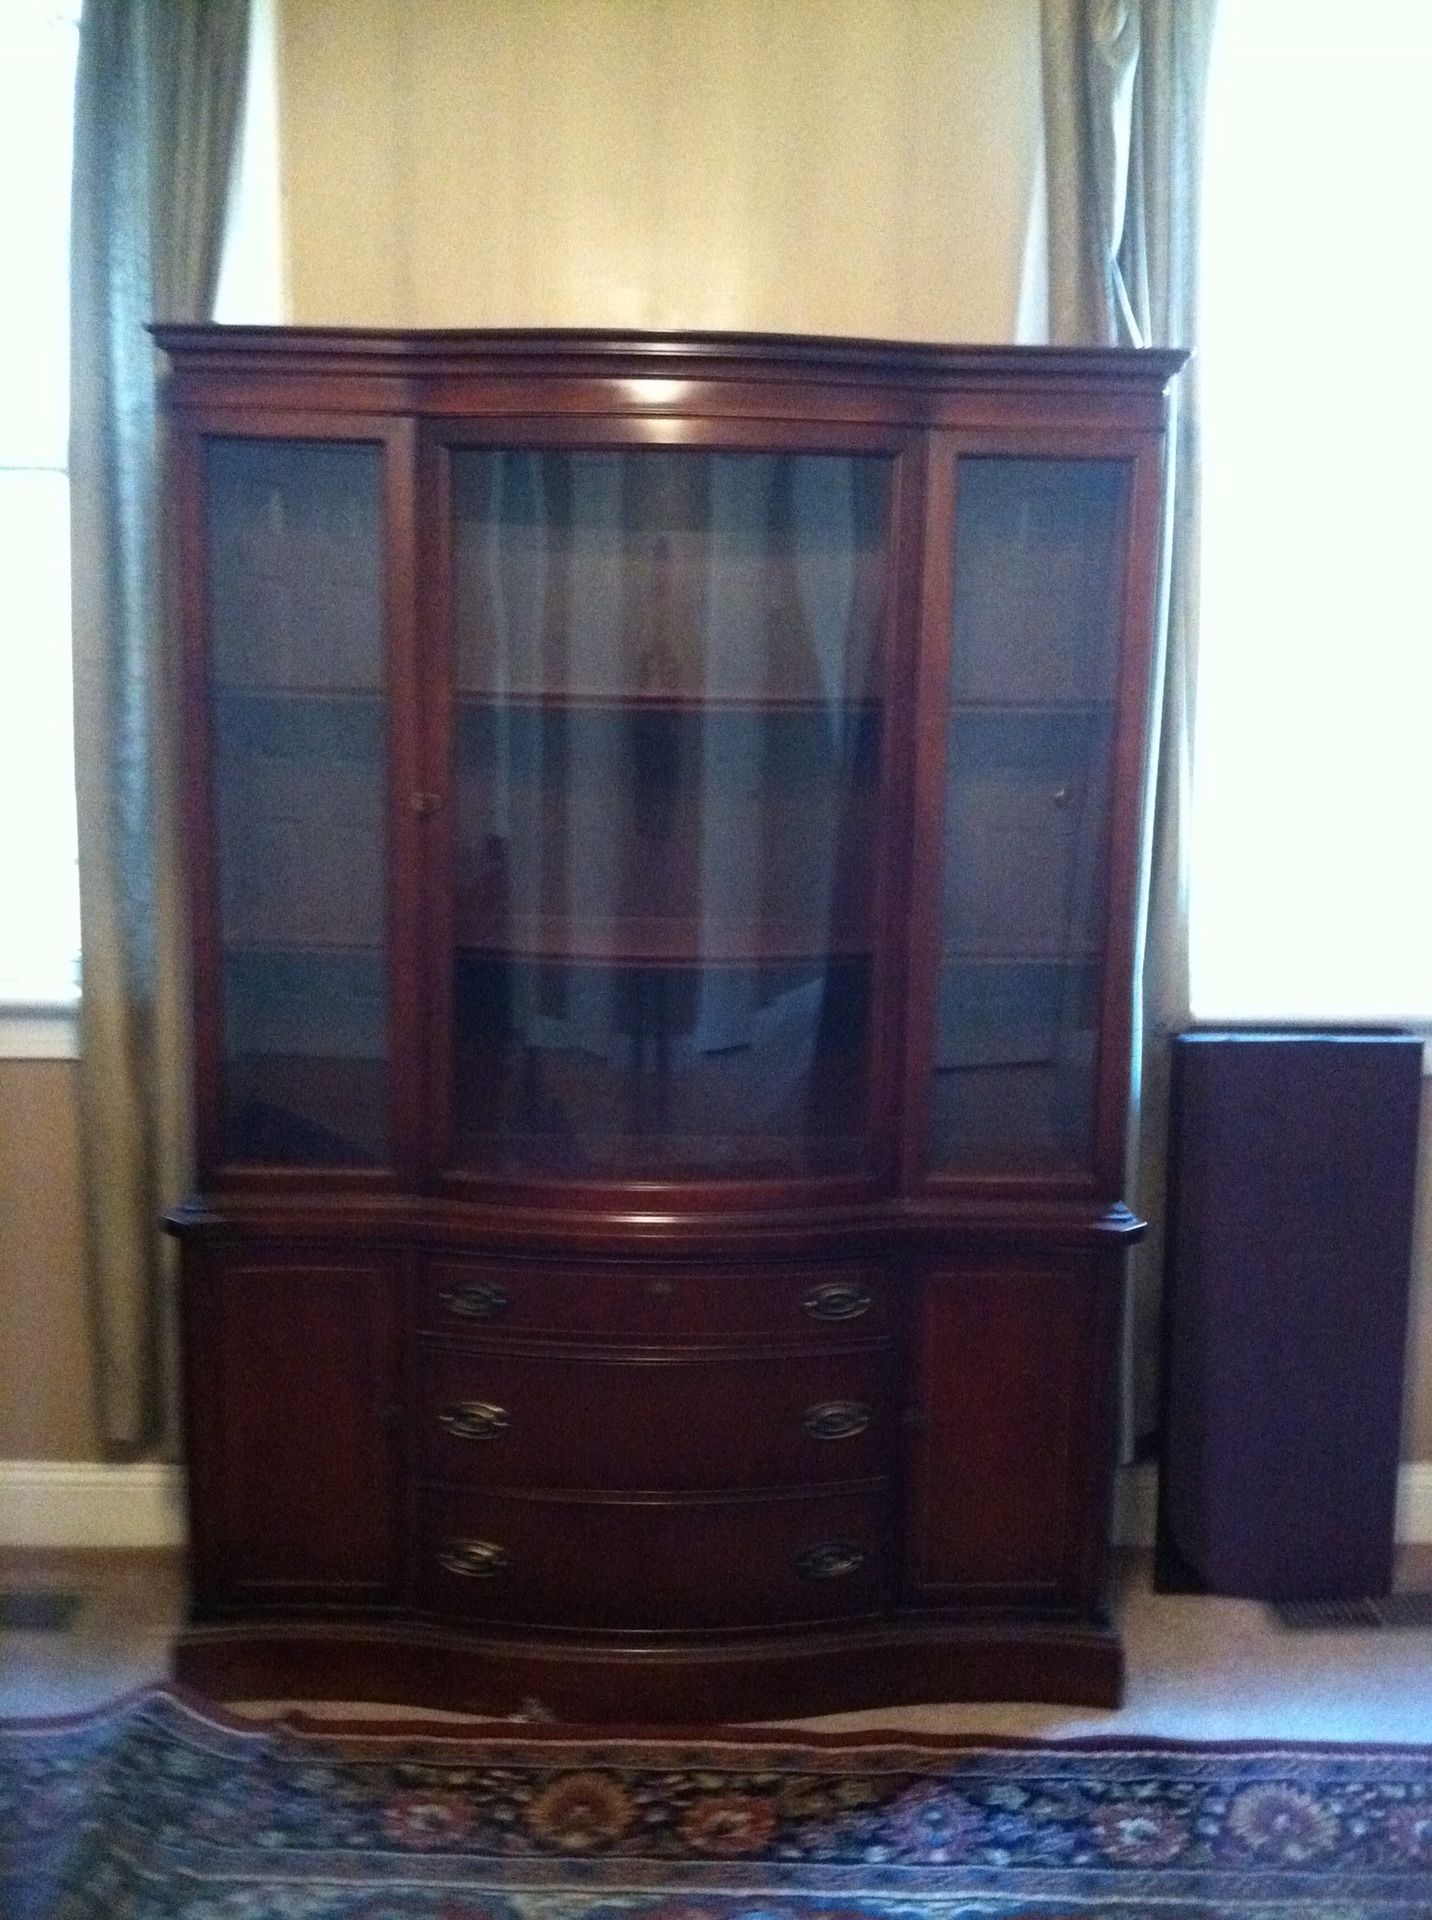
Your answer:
[4,1686,1432,1918]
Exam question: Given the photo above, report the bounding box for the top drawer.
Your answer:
[419,1258,890,1348]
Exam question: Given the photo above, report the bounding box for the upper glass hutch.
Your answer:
[172,332,1173,1207]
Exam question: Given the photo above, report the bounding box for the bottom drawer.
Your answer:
[418,1485,888,1631]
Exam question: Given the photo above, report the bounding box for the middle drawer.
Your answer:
[417,1343,894,1493]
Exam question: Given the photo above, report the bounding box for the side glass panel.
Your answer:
[447,448,892,1181]
[206,439,389,1166]
[930,457,1130,1177]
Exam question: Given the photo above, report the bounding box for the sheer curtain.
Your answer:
[1040,0,1217,1444]
[70,0,250,1455]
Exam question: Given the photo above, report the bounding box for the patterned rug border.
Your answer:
[9,1685,1432,1917]
[6,1682,1432,1759]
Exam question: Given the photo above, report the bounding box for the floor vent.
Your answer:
[0,1588,85,1632]
[1271,1593,1432,1632]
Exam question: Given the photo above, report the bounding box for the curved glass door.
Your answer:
[445,447,892,1181]
[930,455,1131,1179]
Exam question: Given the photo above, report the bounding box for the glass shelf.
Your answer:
[455,916,873,965]
[944,948,1103,964]
[455,689,882,714]
[213,683,384,703]
[221,938,385,956]
[953,699,1115,716]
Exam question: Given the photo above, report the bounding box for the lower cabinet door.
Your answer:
[183,1249,402,1608]
[904,1256,1119,1609]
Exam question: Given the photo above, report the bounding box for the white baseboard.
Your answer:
[1,1458,1429,1554]
[1396,1462,1432,1544]
[0,1460,186,1548]
[1113,1461,1162,1546]
[1113,1461,1432,1549]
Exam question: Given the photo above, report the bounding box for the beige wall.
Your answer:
[0,1060,100,1460]
[278,0,1043,339]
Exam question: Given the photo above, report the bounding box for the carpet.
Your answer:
[4,1688,1432,1919]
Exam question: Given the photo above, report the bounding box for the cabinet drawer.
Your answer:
[419,1258,889,1347]
[419,1485,888,1630]
[418,1343,894,1491]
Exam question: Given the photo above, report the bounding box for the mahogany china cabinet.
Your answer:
[157,327,1184,1718]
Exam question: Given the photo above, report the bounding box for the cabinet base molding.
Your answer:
[172,1617,1123,1720]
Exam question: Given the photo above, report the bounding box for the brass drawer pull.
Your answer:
[797,1541,867,1581]
[437,1400,510,1442]
[439,1280,511,1321]
[803,1281,872,1323]
[802,1399,872,1441]
[437,1538,509,1579]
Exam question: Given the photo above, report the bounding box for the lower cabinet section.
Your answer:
[178,1235,1126,1711]
[419,1485,889,1630]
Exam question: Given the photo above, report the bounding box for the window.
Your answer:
[1190,0,1432,1025]
[0,0,82,1012]
[0,0,282,1047]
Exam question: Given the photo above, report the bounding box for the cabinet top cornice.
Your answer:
[152,324,1187,394]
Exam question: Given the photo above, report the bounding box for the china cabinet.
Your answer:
[158,328,1183,1717]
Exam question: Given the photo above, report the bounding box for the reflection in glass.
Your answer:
[206,439,388,1166]
[448,448,892,1179]
[931,458,1130,1177]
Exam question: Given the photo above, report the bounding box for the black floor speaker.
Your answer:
[1156,1030,1423,1600]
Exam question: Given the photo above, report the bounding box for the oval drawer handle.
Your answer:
[437,1400,510,1442]
[438,1281,511,1321]
[797,1541,867,1581]
[802,1399,872,1441]
[437,1539,509,1580]
[803,1281,872,1323]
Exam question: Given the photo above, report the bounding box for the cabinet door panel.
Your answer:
[184,1254,401,1606]
[905,1258,1117,1606]
[915,452,1138,1187]
[437,441,899,1186]
[200,434,396,1174]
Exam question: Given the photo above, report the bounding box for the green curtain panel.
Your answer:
[70,0,250,1456]
[1040,0,1217,1448]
